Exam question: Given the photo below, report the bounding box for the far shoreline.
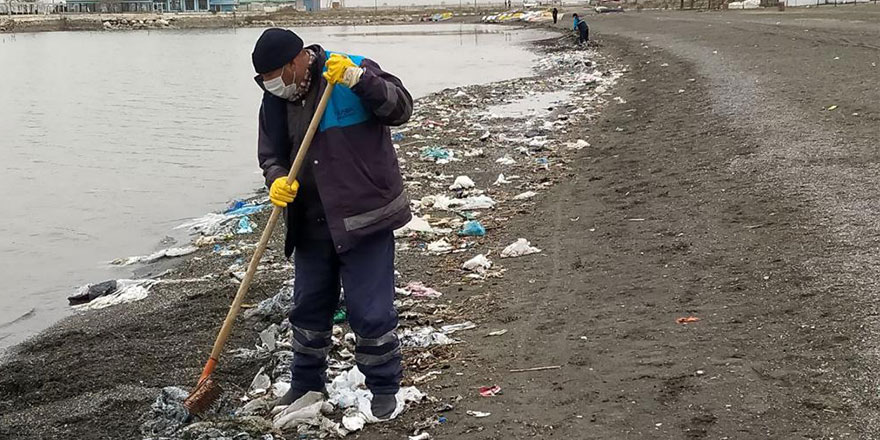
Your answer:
[0,7,494,33]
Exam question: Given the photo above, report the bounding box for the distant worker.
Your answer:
[250,28,413,420]
[552,7,558,24]
[573,13,589,45]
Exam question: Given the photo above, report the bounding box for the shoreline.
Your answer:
[0,8,492,33]
[0,26,619,439]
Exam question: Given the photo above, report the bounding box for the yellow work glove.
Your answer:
[323,53,364,88]
[269,177,299,208]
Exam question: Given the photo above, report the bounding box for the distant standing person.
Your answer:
[573,13,589,45]
[552,7,558,24]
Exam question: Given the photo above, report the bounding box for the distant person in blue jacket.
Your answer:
[573,13,589,45]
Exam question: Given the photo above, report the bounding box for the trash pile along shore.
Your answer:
[76,35,625,440]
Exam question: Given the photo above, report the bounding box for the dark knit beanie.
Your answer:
[252,28,304,74]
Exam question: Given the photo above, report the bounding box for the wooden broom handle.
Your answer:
[200,84,335,380]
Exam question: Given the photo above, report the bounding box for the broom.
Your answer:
[183,83,335,415]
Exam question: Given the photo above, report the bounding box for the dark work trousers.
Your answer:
[552,12,558,24]
[578,23,589,44]
[288,230,402,396]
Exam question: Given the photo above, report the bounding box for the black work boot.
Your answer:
[371,394,397,420]
[276,386,327,407]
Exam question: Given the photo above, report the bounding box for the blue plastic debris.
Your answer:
[225,200,247,213]
[438,416,448,424]
[536,157,549,165]
[421,146,452,161]
[213,244,222,253]
[458,220,486,237]
[227,204,265,217]
[391,132,404,142]
[236,216,255,234]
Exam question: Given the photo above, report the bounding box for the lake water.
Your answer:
[0,24,552,350]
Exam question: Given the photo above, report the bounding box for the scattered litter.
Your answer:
[495,155,516,165]
[409,433,432,440]
[67,280,118,306]
[326,367,425,424]
[248,367,271,396]
[441,321,476,334]
[501,238,541,258]
[272,391,327,430]
[676,316,700,324]
[110,245,198,266]
[140,37,624,440]
[236,216,256,234]
[509,365,562,373]
[566,139,590,150]
[395,215,435,236]
[467,410,491,418]
[458,220,486,237]
[462,254,492,274]
[493,174,511,185]
[826,105,838,111]
[425,194,496,211]
[513,191,537,200]
[464,148,484,157]
[399,327,457,347]
[71,276,211,310]
[404,281,443,299]
[140,386,191,437]
[427,238,453,254]
[449,175,476,190]
[71,279,155,310]
[177,203,266,236]
[421,146,453,163]
[479,385,502,397]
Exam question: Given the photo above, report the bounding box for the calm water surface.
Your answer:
[0,24,551,350]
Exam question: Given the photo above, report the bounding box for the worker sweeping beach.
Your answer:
[251,28,413,420]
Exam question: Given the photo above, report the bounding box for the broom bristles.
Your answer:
[182,377,222,416]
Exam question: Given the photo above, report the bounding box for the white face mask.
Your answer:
[264,64,297,99]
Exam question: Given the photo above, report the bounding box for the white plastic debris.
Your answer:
[566,139,590,150]
[410,433,432,440]
[493,174,510,185]
[399,327,457,348]
[449,175,476,190]
[404,281,443,298]
[72,279,156,310]
[342,414,366,432]
[110,246,198,266]
[425,194,496,211]
[327,367,425,424]
[467,410,491,418]
[272,381,291,399]
[395,215,434,236]
[501,238,542,258]
[496,155,516,165]
[513,191,537,200]
[249,367,271,396]
[462,254,492,274]
[427,239,453,254]
[272,391,327,430]
[441,321,476,334]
